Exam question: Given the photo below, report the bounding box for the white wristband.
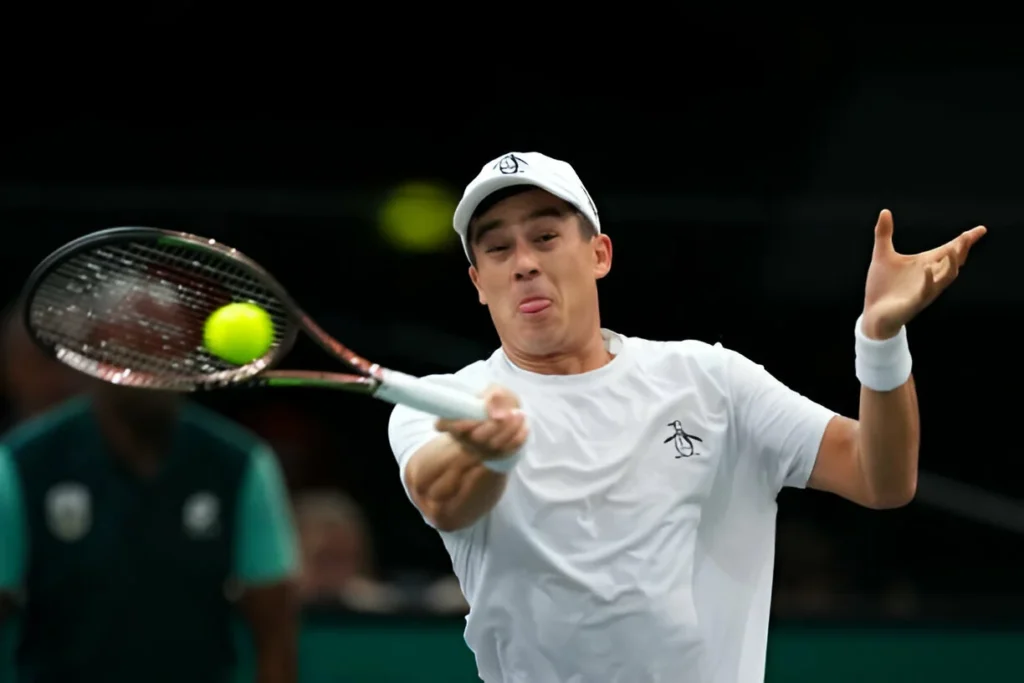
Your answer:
[481,449,522,474]
[854,314,913,392]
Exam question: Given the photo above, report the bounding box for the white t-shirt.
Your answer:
[388,329,836,683]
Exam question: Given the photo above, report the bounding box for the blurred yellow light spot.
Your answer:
[378,182,458,253]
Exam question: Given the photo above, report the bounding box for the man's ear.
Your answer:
[469,265,487,305]
[593,234,613,280]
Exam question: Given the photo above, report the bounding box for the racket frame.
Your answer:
[21,227,488,419]
[20,229,487,419]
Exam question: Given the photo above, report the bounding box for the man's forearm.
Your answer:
[255,641,297,683]
[405,434,508,532]
[857,375,920,508]
[240,583,299,683]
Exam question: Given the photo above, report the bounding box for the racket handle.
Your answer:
[375,369,488,420]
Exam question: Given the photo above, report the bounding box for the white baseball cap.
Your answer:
[452,151,601,260]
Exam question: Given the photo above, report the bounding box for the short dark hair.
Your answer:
[467,187,597,267]
[470,186,534,225]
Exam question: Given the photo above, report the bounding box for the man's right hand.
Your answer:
[434,385,527,464]
[405,386,525,530]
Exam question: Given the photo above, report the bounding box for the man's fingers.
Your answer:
[924,253,957,296]
[483,387,520,419]
[477,410,524,451]
[507,422,530,451]
[921,225,986,263]
[435,385,526,457]
[484,419,529,456]
[944,228,983,266]
[436,407,525,455]
[924,227,982,271]
[491,409,524,450]
[952,233,973,268]
[923,260,939,296]
[488,427,528,458]
[467,418,504,447]
[959,226,987,262]
[435,417,481,434]
[940,252,959,285]
[873,209,895,255]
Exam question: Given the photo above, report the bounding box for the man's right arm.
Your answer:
[0,447,26,622]
[389,386,527,533]
[403,435,509,532]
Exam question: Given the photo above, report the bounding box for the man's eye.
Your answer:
[537,234,557,242]
[485,245,508,253]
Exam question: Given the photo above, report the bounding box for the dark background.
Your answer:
[1,22,1020,624]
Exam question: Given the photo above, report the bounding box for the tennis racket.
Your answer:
[20,226,487,420]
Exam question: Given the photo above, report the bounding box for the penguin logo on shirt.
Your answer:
[665,420,703,458]
[45,482,92,542]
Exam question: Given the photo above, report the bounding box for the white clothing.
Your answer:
[387,330,835,683]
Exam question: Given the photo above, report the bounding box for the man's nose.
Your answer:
[512,245,541,281]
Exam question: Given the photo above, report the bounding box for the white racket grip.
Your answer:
[374,369,488,420]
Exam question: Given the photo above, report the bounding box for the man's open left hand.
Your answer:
[861,209,986,340]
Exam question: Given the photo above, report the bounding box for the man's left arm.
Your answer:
[807,353,919,509]
[234,445,300,683]
[808,210,985,509]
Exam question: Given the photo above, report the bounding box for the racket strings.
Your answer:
[28,239,292,388]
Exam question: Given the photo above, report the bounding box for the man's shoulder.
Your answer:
[628,335,725,356]
[623,334,773,403]
[0,396,93,460]
[626,335,736,375]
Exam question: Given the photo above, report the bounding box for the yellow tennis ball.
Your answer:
[203,302,275,365]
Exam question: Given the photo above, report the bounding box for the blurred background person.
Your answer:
[294,490,402,613]
[0,306,84,429]
[294,490,470,616]
[0,288,300,683]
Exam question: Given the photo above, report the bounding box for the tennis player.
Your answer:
[0,313,299,682]
[388,152,985,682]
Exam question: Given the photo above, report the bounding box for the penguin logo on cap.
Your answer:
[496,154,528,175]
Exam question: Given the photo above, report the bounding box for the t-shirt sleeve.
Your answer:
[387,371,489,529]
[387,402,443,504]
[722,345,837,494]
[0,448,26,591]
[387,369,499,532]
[233,445,299,585]
[386,371,491,492]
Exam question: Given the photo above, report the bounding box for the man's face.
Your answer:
[468,188,612,356]
[88,280,188,424]
[92,382,181,422]
[1,317,84,422]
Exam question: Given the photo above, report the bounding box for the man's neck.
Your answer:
[93,406,178,477]
[503,328,613,376]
